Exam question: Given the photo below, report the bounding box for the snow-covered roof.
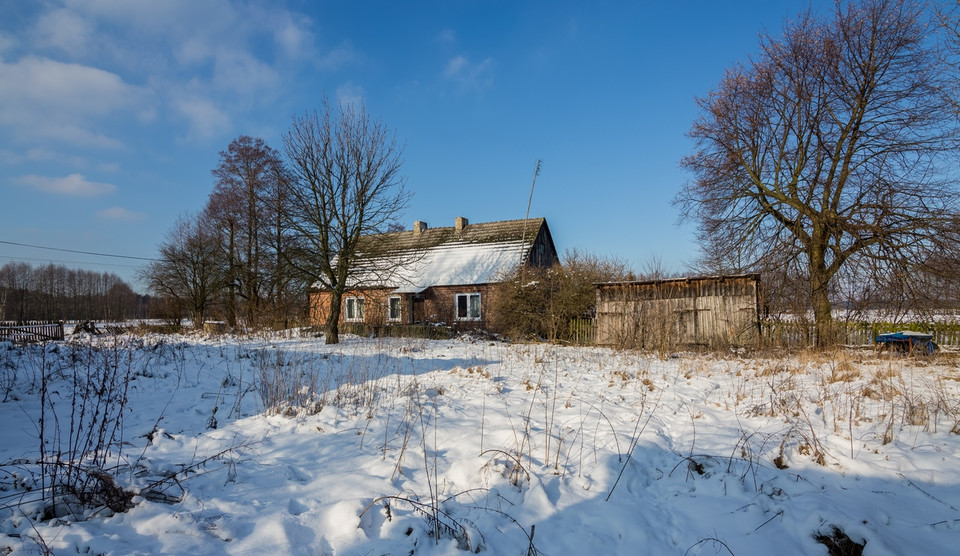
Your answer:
[389,239,528,293]
[347,217,553,292]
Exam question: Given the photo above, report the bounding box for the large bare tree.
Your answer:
[207,135,292,329]
[282,99,410,344]
[677,0,960,344]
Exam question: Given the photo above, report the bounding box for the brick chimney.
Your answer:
[414,220,428,234]
[455,216,468,232]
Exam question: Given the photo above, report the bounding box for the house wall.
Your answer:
[414,283,503,329]
[595,275,761,348]
[309,283,505,330]
[309,288,394,326]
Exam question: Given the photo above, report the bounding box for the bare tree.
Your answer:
[206,135,295,329]
[281,99,410,344]
[140,214,226,326]
[677,0,960,344]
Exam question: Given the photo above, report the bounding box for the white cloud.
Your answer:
[32,8,94,55]
[443,55,495,90]
[174,96,231,140]
[211,50,279,95]
[50,0,326,140]
[14,57,134,112]
[436,29,456,44]
[42,125,125,149]
[0,56,141,147]
[272,11,314,58]
[2,2,343,146]
[445,56,468,77]
[314,43,356,71]
[0,147,89,167]
[336,83,365,109]
[0,33,17,54]
[98,206,146,221]
[18,173,116,196]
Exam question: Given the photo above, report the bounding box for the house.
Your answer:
[595,274,761,348]
[309,217,558,330]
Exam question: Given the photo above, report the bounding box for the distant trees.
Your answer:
[678,0,960,343]
[281,100,410,344]
[0,262,148,322]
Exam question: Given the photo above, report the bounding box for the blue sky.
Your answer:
[0,0,824,292]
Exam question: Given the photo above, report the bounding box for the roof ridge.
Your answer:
[411,216,543,231]
[372,216,545,239]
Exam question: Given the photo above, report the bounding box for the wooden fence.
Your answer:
[563,318,960,349]
[761,320,960,348]
[0,322,65,343]
[566,318,596,345]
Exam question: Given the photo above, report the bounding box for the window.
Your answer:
[344,297,364,322]
[388,296,402,322]
[455,292,481,321]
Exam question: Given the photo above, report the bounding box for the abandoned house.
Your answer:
[595,274,761,348]
[309,217,558,330]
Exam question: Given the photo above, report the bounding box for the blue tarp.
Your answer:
[875,331,937,354]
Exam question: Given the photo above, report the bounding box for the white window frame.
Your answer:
[387,295,402,322]
[455,292,481,321]
[344,296,365,322]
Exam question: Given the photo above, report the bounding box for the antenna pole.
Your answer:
[524,159,541,223]
[520,159,541,281]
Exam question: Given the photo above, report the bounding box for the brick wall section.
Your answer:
[309,288,392,326]
[309,283,506,331]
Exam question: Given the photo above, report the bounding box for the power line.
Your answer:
[0,240,157,261]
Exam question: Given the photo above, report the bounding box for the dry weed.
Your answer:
[826,357,860,383]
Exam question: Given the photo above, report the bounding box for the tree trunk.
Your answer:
[325,290,342,344]
[809,256,835,347]
[227,222,237,329]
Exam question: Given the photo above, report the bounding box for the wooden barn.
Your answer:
[595,274,761,348]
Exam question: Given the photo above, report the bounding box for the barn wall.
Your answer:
[595,275,760,348]
[528,225,558,268]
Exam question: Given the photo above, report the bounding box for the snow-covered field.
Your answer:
[1,332,959,555]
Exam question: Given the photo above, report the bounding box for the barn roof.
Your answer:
[352,217,553,293]
[594,273,761,287]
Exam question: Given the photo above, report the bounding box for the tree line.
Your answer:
[0,262,149,322]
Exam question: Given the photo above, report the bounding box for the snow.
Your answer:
[390,240,527,292]
[2,333,959,555]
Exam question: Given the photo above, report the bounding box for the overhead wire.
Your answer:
[0,240,157,261]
